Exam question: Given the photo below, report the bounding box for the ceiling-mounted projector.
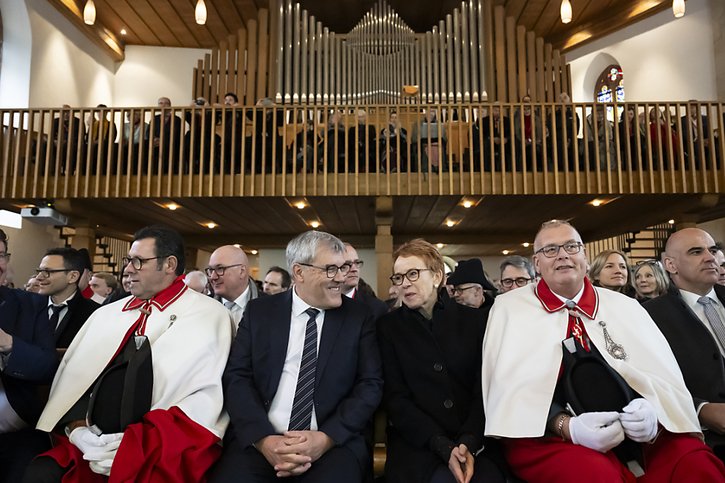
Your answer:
[20,207,69,226]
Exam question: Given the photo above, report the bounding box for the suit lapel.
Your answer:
[266,292,293,397]
[316,302,345,384]
[53,291,77,342]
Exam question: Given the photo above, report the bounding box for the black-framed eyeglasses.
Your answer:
[500,277,531,288]
[349,259,364,268]
[205,264,244,277]
[35,268,73,278]
[0,252,10,261]
[122,256,169,270]
[535,242,583,258]
[390,268,431,286]
[298,262,351,279]
[452,285,478,296]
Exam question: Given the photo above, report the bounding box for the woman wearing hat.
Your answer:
[377,239,505,483]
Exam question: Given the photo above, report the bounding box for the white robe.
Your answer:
[37,285,233,439]
[482,282,700,439]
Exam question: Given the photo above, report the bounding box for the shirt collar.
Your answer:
[48,290,77,307]
[680,287,720,309]
[535,277,599,319]
[224,284,250,308]
[292,286,324,318]
[122,275,187,312]
[344,287,356,298]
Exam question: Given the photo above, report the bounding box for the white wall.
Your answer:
[25,0,115,108]
[0,0,32,108]
[567,0,717,102]
[3,221,64,286]
[114,46,210,108]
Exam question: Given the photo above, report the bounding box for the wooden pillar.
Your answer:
[375,196,394,299]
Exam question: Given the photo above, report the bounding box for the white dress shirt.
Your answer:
[222,284,251,327]
[47,291,77,329]
[267,288,326,433]
[679,288,725,356]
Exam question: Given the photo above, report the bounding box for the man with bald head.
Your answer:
[644,227,725,459]
[483,220,725,481]
[207,245,261,328]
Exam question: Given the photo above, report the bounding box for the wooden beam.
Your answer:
[47,0,125,61]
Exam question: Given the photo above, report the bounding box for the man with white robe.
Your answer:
[24,225,233,482]
[482,219,725,482]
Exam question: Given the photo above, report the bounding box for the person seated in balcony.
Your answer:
[319,110,346,173]
[378,239,506,483]
[347,109,377,173]
[379,111,408,173]
[632,259,670,302]
[585,104,615,170]
[513,95,546,172]
[120,110,149,174]
[679,100,711,169]
[86,104,117,175]
[483,219,725,482]
[288,110,321,174]
[49,105,84,176]
[246,97,284,174]
[184,97,220,174]
[648,107,680,169]
[475,104,511,172]
[152,97,184,174]
[548,93,580,172]
[413,109,447,172]
[215,92,243,174]
[618,105,646,170]
[588,249,634,297]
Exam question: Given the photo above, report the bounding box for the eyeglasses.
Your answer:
[535,242,583,258]
[500,277,531,288]
[636,259,661,266]
[298,262,351,279]
[205,264,244,277]
[452,285,478,296]
[349,259,364,268]
[35,268,73,278]
[0,252,10,261]
[122,256,169,270]
[390,268,431,286]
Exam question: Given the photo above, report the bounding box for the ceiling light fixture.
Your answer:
[502,250,510,255]
[251,249,258,255]
[560,0,572,24]
[436,243,445,249]
[672,0,685,18]
[591,199,603,207]
[195,0,208,25]
[668,219,675,225]
[233,244,241,248]
[120,28,127,36]
[83,0,96,25]
[462,200,473,208]
[310,221,320,229]
[295,201,306,209]
[165,203,179,211]
[205,222,217,229]
[522,242,530,248]
[445,220,456,228]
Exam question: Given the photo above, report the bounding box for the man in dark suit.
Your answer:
[679,100,711,169]
[342,243,388,320]
[35,247,99,349]
[644,227,725,459]
[211,230,383,482]
[0,229,58,482]
[348,110,377,173]
[152,97,184,173]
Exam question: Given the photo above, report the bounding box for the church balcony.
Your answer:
[1,101,723,200]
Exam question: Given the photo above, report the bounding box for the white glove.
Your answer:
[89,459,113,476]
[620,398,658,443]
[69,427,124,461]
[568,411,625,453]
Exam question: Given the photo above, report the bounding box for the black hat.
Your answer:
[447,259,496,291]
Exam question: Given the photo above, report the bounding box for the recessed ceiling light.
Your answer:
[462,200,473,208]
[295,201,306,209]
[205,222,217,229]
[591,199,603,207]
[120,28,127,36]
[522,242,530,248]
[436,243,445,249]
[250,249,258,255]
[668,219,675,225]
[166,203,179,211]
[233,244,241,248]
[310,221,320,229]
[502,250,510,255]
[445,220,455,227]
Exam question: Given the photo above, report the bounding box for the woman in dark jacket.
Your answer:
[377,239,505,483]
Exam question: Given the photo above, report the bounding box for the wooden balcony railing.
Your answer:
[1,101,724,199]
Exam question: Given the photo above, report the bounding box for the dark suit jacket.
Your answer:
[352,290,388,321]
[49,290,100,349]
[0,287,58,425]
[223,291,383,468]
[643,284,725,409]
[377,299,488,483]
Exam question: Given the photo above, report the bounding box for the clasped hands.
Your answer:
[68,426,124,476]
[569,398,658,453]
[257,431,334,477]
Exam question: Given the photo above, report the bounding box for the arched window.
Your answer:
[594,64,624,104]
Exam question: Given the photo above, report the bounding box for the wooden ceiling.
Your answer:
[51,0,676,59]
[6,193,721,257]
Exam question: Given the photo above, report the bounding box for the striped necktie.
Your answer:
[288,307,320,431]
[697,296,725,350]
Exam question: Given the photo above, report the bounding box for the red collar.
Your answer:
[534,277,599,319]
[122,276,187,312]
